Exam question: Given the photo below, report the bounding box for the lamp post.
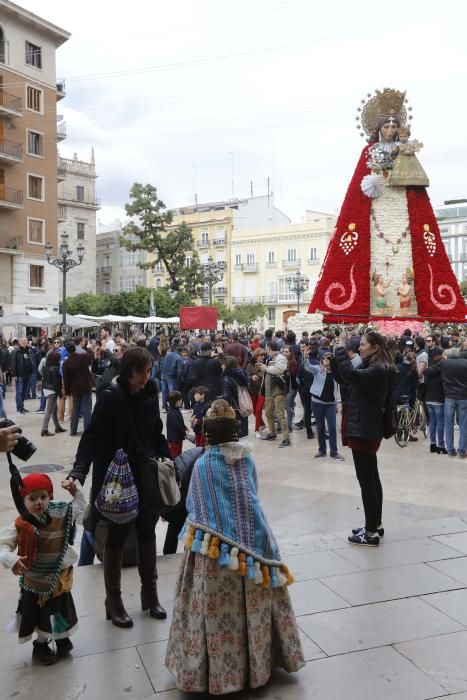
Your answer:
[45,233,84,335]
[286,270,309,313]
[202,255,225,306]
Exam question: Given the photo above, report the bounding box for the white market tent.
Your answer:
[0,312,96,329]
[75,314,180,324]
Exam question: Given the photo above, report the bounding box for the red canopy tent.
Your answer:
[179,306,218,330]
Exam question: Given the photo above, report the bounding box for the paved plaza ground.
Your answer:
[1,387,467,699]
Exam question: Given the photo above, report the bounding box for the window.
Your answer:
[26,85,42,112]
[156,278,162,288]
[247,253,255,265]
[185,257,192,267]
[25,41,42,68]
[200,229,209,245]
[27,130,43,157]
[309,247,317,261]
[76,185,84,202]
[268,251,275,263]
[267,307,276,322]
[0,26,5,64]
[154,260,163,272]
[77,222,85,240]
[27,174,44,200]
[27,218,44,244]
[287,248,297,261]
[216,252,225,263]
[235,253,241,266]
[29,265,44,288]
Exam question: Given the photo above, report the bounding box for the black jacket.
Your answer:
[191,356,222,401]
[332,347,393,440]
[166,406,187,443]
[42,365,62,395]
[423,363,445,404]
[11,347,34,377]
[69,378,170,529]
[440,352,467,400]
[394,361,419,405]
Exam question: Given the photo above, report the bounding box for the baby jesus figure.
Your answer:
[390,125,429,187]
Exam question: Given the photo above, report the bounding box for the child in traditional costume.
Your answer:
[165,399,304,695]
[0,470,85,665]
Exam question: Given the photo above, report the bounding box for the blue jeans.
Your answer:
[286,388,297,429]
[28,372,38,398]
[70,392,92,435]
[427,404,445,447]
[161,376,178,410]
[78,530,95,566]
[312,400,338,455]
[15,375,31,412]
[39,390,47,411]
[444,398,467,457]
[0,388,6,419]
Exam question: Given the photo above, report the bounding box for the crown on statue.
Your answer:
[355,88,413,140]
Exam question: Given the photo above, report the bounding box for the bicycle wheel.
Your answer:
[418,404,427,438]
[395,407,410,447]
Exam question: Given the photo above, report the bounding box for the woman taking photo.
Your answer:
[67,347,171,627]
[303,350,343,460]
[332,331,395,547]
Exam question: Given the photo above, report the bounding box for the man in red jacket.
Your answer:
[224,332,249,368]
[63,342,94,436]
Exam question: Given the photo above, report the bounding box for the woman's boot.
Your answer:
[103,547,133,628]
[137,540,167,619]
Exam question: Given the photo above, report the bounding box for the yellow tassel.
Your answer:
[238,552,247,576]
[261,565,270,588]
[185,525,195,550]
[279,564,295,585]
[207,536,220,559]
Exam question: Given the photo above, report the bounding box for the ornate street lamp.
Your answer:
[45,233,84,334]
[286,270,309,312]
[202,255,225,306]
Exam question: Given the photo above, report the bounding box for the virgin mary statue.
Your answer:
[308,88,465,323]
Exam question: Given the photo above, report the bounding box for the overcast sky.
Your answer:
[20,0,467,226]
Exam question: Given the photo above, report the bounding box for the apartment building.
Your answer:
[435,200,467,283]
[96,220,151,295]
[230,210,336,327]
[164,195,290,305]
[0,0,69,316]
[58,149,99,297]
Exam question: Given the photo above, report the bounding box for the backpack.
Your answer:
[236,384,254,417]
[95,449,139,524]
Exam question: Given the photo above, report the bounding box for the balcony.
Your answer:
[56,120,66,141]
[307,258,320,265]
[231,295,278,305]
[58,191,100,209]
[57,204,67,222]
[0,235,22,251]
[57,160,67,182]
[213,238,226,247]
[242,263,258,272]
[282,258,301,270]
[0,138,22,164]
[215,287,227,294]
[265,261,277,269]
[198,239,210,248]
[0,89,22,118]
[56,80,66,101]
[101,265,112,275]
[0,186,23,209]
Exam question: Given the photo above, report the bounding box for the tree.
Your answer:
[213,301,234,324]
[65,292,105,316]
[232,303,266,329]
[120,184,206,294]
[66,287,194,319]
[461,281,467,298]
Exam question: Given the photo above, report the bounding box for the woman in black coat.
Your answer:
[221,355,249,438]
[191,342,223,401]
[332,332,395,547]
[67,347,171,628]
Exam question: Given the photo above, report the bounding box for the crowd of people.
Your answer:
[0,321,466,693]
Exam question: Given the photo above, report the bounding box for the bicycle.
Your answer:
[394,395,427,447]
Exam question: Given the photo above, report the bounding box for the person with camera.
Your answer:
[67,347,171,628]
[256,340,290,448]
[0,423,21,452]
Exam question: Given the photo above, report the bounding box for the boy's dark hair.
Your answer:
[101,325,112,334]
[267,340,279,352]
[265,329,273,339]
[168,390,182,407]
[119,347,152,379]
[193,385,209,398]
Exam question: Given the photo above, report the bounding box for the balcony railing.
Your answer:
[231,295,279,305]
[56,80,66,100]
[0,235,22,250]
[307,258,320,265]
[0,89,22,116]
[265,261,277,268]
[0,138,22,162]
[56,120,67,140]
[242,263,258,272]
[101,265,112,274]
[198,239,210,248]
[57,161,67,180]
[213,238,226,246]
[215,287,227,294]
[58,192,100,208]
[0,186,23,208]
[282,258,301,269]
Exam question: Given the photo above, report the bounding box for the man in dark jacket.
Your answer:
[11,337,35,414]
[160,347,184,411]
[191,343,222,401]
[295,340,317,438]
[440,348,467,458]
[63,342,94,435]
[224,332,249,368]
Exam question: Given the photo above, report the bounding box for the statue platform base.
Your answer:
[287,312,324,334]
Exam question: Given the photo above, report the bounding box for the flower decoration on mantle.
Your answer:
[423,224,436,256]
[339,223,359,256]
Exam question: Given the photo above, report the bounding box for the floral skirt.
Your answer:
[165,551,305,695]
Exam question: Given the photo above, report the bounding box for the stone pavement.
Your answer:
[1,387,467,699]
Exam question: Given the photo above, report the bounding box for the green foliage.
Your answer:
[232,303,266,328]
[65,292,106,316]
[461,281,467,298]
[120,183,207,295]
[65,287,194,319]
[213,301,234,324]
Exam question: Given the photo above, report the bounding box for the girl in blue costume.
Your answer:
[166,399,304,695]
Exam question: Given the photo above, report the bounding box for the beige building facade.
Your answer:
[230,210,336,327]
[96,220,151,295]
[0,1,69,316]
